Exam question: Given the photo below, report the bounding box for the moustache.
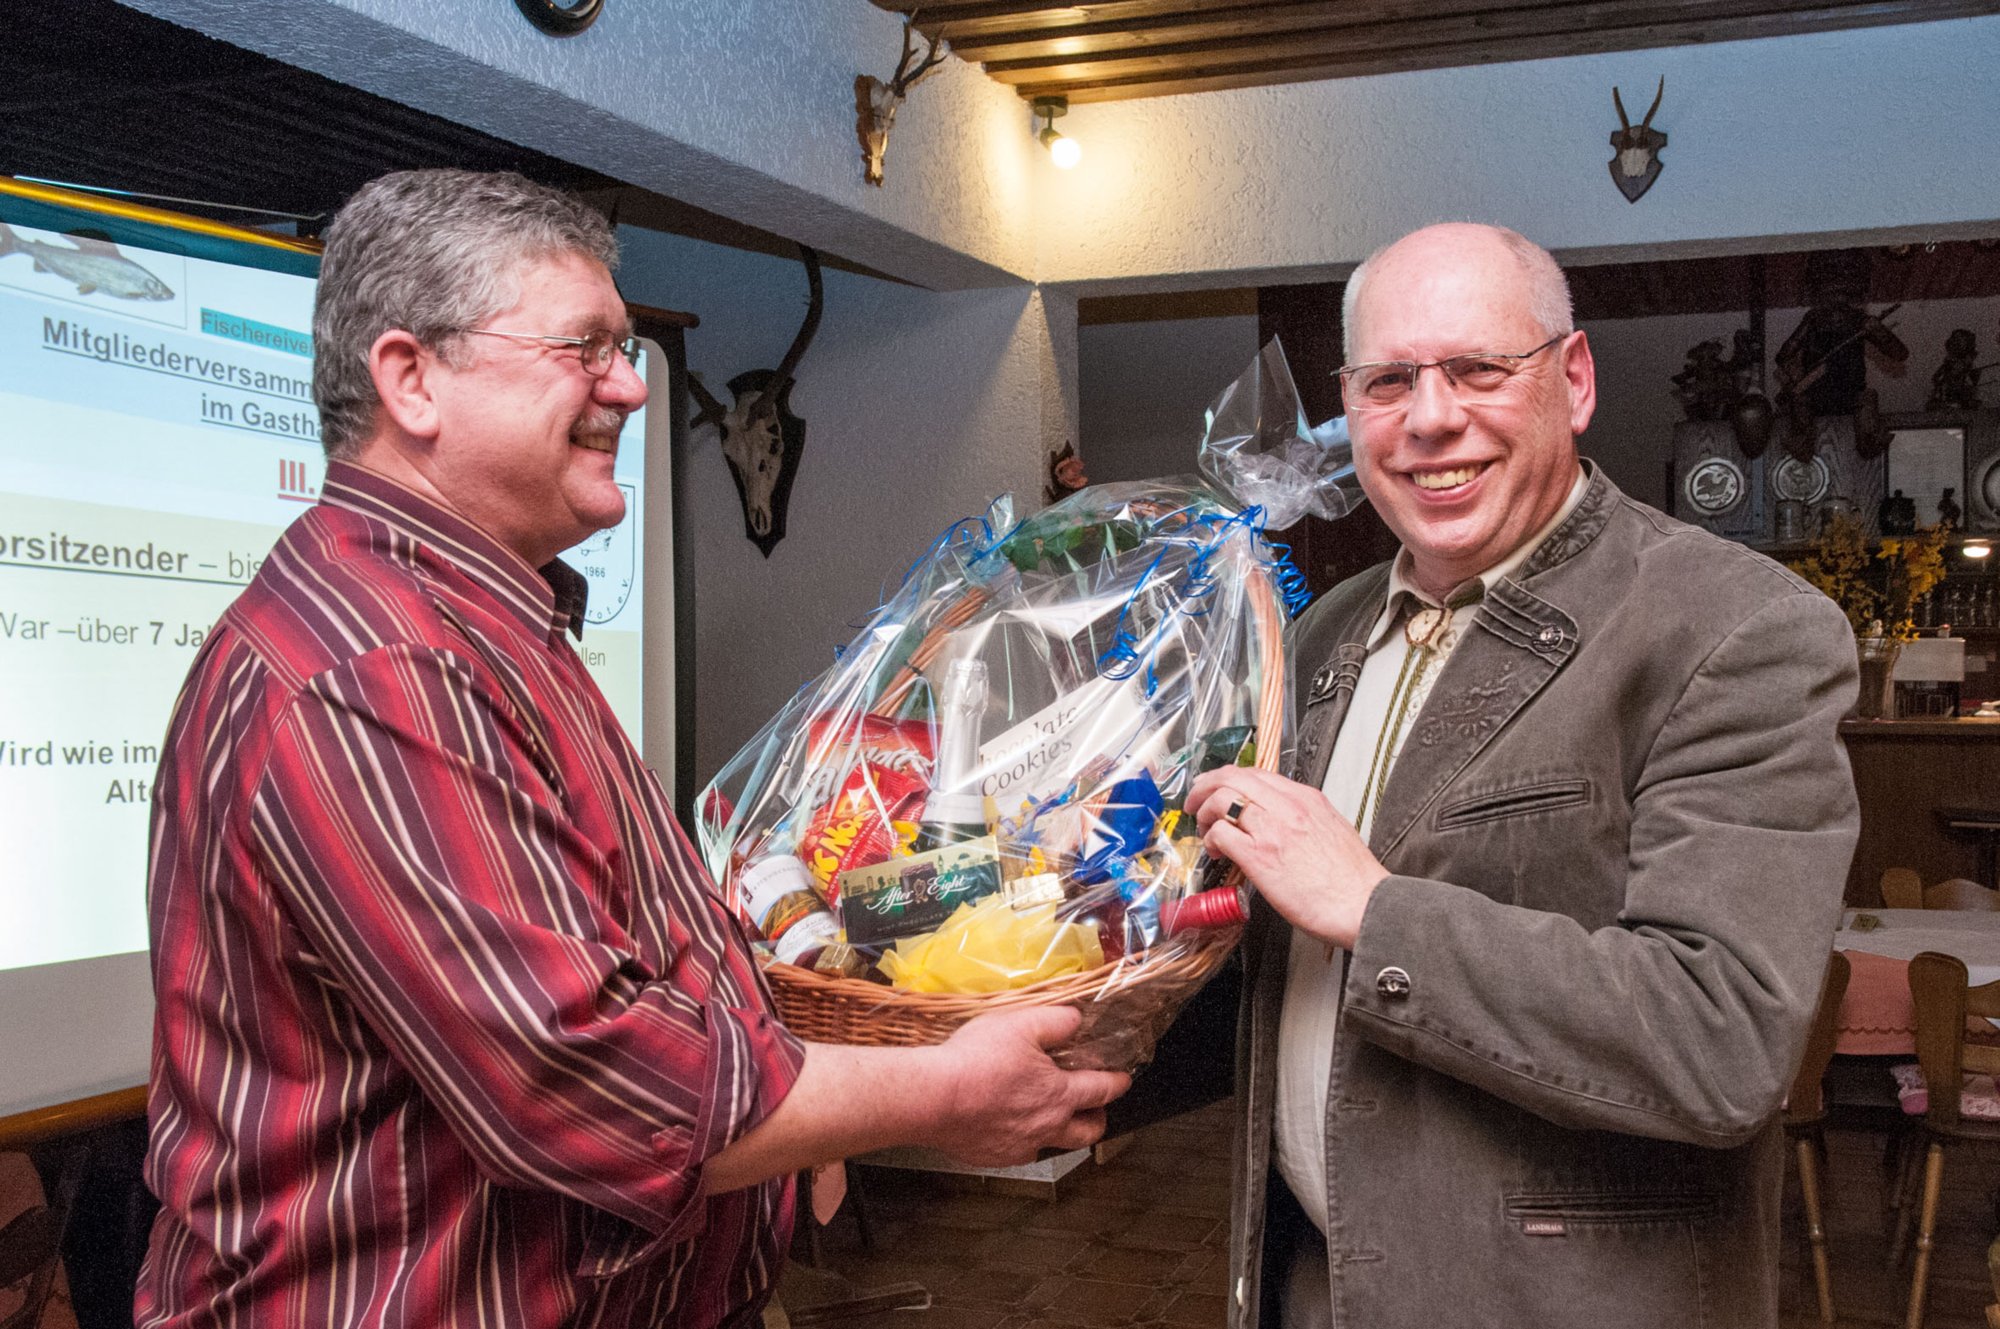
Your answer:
[570,411,627,453]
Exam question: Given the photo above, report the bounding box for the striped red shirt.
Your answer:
[137,463,804,1329]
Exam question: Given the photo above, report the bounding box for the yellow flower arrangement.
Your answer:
[1788,514,1948,641]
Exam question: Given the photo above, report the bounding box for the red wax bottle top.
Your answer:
[1163,884,1248,934]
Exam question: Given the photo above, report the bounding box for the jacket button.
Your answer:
[1536,625,1562,646]
[1376,966,1412,999]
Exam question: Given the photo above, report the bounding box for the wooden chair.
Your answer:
[1785,951,1851,1324]
[1883,867,1925,909]
[1926,878,2000,912]
[1899,952,2000,1329]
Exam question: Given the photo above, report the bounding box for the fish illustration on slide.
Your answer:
[0,224,174,300]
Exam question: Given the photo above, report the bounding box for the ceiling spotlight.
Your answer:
[1965,540,1992,559]
[1032,95,1081,169]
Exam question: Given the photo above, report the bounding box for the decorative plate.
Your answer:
[1770,454,1833,506]
[1977,454,2000,524]
[1683,456,1746,518]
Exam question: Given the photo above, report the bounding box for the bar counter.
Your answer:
[1841,717,2000,905]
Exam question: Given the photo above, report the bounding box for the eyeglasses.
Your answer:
[1336,333,1569,407]
[458,327,642,377]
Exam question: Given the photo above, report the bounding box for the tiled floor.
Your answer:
[781,1101,1234,1329]
[780,1099,2000,1329]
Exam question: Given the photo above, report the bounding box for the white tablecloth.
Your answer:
[1838,908,2000,986]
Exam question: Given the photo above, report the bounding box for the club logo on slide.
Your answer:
[0,223,189,328]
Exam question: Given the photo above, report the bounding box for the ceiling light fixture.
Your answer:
[1965,540,1992,560]
[1032,95,1081,169]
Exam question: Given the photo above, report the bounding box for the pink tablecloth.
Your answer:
[1836,949,1927,1054]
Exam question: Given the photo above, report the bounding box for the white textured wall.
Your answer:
[128,3,2000,295]
[614,228,1070,783]
[125,0,1041,289]
[1035,16,2000,290]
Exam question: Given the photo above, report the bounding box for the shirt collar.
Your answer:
[1365,466,1590,649]
[319,461,589,643]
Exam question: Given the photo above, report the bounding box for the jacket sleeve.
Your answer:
[249,642,804,1247]
[1339,588,1859,1146]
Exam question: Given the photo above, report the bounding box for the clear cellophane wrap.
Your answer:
[696,340,1362,1069]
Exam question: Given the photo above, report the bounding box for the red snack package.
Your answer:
[799,715,933,905]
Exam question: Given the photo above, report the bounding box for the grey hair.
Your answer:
[313,169,620,459]
[1340,224,1573,362]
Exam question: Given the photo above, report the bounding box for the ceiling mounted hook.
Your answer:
[514,0,602,37]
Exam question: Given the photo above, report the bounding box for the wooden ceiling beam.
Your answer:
[987,0,2000,89]
[1013,0,2000,98]
[874,0,2000,101]
[932,0,1559,52]
[873,1,1258,21]
[948,6,1403,59]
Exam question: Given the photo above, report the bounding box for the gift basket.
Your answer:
[697,342,1362,1069]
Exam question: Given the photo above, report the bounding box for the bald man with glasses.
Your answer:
[1184,224,1860,1328]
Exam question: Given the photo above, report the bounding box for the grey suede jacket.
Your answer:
[1228,465,1860,1329]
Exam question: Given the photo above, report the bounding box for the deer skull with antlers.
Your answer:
[855,17,948,187]
[690,247,823,558]
[1608,77,1667,203]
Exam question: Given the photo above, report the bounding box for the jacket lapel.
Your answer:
[1293,643,1367,790]
[1365,581,1577,859]
[1287,567,1388,791]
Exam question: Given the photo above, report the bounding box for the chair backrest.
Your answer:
[1787,951,1851,1122]
[1908,951,2000,1132]
[1881,867,1924,909]
[1924,878,2000,911]
[0,1204,65,1329]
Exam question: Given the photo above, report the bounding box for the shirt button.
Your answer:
[1536,625,1562,647]
[1376,966,1412,999]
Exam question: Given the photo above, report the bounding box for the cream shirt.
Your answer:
[1273,469,1589,1233]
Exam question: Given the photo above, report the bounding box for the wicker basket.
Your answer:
[759,566,1286,1073]
[765,922,1242,1070]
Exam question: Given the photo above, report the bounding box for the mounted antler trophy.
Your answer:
[855,16,949,187]
[1608,77,1667,203]
[690,247,823,558]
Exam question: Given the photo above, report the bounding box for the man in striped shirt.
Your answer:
[137,170,1126,1329]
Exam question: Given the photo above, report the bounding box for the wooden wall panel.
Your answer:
[1841,723,2000,905]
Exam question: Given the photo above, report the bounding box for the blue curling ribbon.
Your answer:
[890,497,1020,595]
[1096,503,1309,694]
[1259,533,1313,617]
[1229,503,1314,617]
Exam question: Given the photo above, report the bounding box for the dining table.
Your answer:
[1832,908,2000,1054]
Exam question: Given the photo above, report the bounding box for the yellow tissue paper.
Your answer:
[878,896,1104,994]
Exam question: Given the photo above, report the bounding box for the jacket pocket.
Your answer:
[1504,1188,1720,1230]
[1436,778,1591,831]
[1492,1190,1722,1329]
